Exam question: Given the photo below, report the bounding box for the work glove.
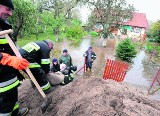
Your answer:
[0,53,29,70]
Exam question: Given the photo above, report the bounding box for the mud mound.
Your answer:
[18,78,160,116]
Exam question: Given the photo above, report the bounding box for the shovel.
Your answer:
[0,29,51,114]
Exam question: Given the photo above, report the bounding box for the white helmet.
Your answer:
[60,63,66,71]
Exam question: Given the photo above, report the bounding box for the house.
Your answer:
[122,12,149,39]
[124,12,149,30]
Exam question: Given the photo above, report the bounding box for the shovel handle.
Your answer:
[0,29,13,36]
[3,30,46,98]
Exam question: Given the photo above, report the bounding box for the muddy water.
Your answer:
[124,51,150,86]
[124,50,160,87]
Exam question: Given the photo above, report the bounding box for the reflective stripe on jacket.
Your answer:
[0,77,19,93]
[19,41,51,74]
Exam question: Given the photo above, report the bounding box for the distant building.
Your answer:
[93,12,148,39]
[122,12,148,39]
[124,12,149,29]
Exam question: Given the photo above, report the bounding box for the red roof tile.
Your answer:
[124,12,149,29]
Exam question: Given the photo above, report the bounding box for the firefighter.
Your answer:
[19,39,55,94]
[60,63,77,85]
[0,0,30,115]
[84,47,96,72]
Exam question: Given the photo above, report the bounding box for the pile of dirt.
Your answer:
[18,78,160,116]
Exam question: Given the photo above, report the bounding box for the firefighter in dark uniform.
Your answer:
[59,63,77,85]
[19,40,55,93]
[0,0,30,115]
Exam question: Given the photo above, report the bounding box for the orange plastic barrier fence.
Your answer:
[103,59,129,82]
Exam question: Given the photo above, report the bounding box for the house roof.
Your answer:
[124,12,149,29]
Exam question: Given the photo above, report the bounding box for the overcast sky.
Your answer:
[127,0,160,21]
[80,0,160,23]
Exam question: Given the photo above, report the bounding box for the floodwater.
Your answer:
[53,37,160,100]
[124,50,151,86]
[125,50,160,100]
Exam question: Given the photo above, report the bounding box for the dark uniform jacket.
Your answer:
[85,50,96,62]
[50,64,60,73]
[19,41,51,74]
[0,19,20,95]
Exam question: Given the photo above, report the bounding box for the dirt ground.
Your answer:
[18,77,160,116]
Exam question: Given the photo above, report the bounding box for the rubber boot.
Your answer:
[86,68,89,72]
[43,86,56,94]
[17,107,29,116]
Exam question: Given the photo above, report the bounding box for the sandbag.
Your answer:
[46,72,64,86]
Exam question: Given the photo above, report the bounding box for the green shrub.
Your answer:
[148,38,156,42]
[146,42,156,53]
[147,20,160,44]
[116,38,137,62]
[84,31,88,36]
[65,25,85,43]
[146,42,160,55]
[90,31,99,37]
[157,46,160,53]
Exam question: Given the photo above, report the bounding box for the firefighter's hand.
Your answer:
[83,53,87,57]
[0,53,29,70]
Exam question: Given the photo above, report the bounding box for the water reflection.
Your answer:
[125,50,150,86]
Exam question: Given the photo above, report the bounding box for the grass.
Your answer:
[17,32,56,47]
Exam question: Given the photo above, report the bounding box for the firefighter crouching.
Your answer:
[19,39,55,94]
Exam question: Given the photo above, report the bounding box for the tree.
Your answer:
[84,0,135,38]
[35,0,82,35]
[9,0,36,40]
[38,0,81,19]
[87,14,95,31]
[147,20,160,43]
[40,11,66,34]
[70,8,82,20]
[116,38,137,62]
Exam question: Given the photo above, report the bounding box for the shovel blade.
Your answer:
[41,96,52,114]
